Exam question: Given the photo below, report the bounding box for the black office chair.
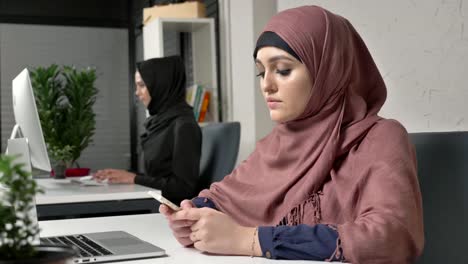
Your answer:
[409,132,468,264]
[198,122,241,191]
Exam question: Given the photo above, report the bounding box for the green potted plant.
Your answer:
[30,65,98,177]
[0,154,76,263]
[46,145,74,179]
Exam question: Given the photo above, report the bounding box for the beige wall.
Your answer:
[220,0,276,163]
[278,0,468,132]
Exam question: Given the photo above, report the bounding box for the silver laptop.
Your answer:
[32,200,166,263]
[40,230,165,263]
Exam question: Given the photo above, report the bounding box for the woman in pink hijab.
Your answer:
[160,5,424,263]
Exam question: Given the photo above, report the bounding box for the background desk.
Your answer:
[35,179,160,220]
[39,213,331,264]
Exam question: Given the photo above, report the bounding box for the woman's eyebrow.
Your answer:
[255,55,295,65]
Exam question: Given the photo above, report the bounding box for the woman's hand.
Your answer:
[93,169,136,184]
[172,208,261,256]
[160,200,196,247]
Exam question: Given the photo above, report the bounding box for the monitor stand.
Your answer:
[6,137,32,174]
[6,124,48,178]
[6,124,32,174]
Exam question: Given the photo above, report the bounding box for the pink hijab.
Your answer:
[200,6,423,263]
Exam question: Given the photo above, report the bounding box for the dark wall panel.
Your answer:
[0,0,129,27]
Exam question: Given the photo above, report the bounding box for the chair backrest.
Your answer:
[409,132,468,264]
[198,122,241,191]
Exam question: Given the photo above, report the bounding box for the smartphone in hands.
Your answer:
[147,191,181,211]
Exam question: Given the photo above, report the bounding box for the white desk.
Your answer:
[35,178,160,220]
[36,178,157,204]
[39,213,329,264]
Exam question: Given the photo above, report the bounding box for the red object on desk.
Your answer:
[65,168,91,177]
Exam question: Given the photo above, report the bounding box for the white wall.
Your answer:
[229,0,256,162]
[278,0,468,132]
[253,0,277,140]
[0,24,130,170]
[223,0,276,163]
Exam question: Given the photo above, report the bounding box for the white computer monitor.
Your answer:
[8,68,51,172]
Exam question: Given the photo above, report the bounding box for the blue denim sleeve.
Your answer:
[191,197,218,210]
[258,224,343,260]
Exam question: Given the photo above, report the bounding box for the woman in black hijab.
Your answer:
[94,56,202,204]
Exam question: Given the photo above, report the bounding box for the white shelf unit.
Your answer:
[143,17,218,122]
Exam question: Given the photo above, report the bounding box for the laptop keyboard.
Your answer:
[41,235,113,257]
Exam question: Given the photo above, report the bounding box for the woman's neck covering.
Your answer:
[253,31,301,62]
[136,56,187,116]
[200,5,423,261]
[200,5,423,262]
[201,4,387,222]
[137,56,194,145]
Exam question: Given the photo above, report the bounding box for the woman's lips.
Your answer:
[267,99,281,109]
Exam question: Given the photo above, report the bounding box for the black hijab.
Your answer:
[136,56,194,144]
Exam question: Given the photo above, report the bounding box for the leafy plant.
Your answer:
[0,155,43,259]
[47,145,74,169]
[30,65,98,167]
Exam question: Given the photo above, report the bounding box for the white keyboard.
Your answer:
[70,176,108,186]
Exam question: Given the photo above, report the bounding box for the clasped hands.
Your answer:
[160,201,261,256]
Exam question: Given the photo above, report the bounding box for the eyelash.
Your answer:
[277,69,291,76]
[256,69,292,78]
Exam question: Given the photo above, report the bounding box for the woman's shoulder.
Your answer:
[359,118,413,158]
[173,116,202,133]
[367,119,409,140]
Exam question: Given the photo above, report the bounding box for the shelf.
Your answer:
[156,18,213,32]
[143,17,218,122]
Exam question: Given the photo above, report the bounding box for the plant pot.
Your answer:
[53,164,67,179]
[65,168,91,177]
[0,245,77,264]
